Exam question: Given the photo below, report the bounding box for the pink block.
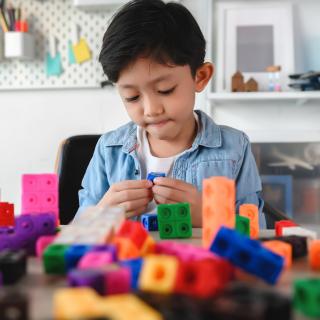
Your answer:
[78,251,114,269]
[155,241,216,261]
[105,267,131,295]
[36,235,56,257]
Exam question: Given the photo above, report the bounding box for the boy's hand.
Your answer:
[152,177,202,227]
[97,180,153,218]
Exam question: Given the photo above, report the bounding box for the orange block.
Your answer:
[202,177,235,248]
[309,240,320,270]
[263,240,292,268]
[239,204,259,238]
[113,237,140,260]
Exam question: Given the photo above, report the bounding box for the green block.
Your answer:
[235,215,250,236]
[43,244,69,275]
[294,278,320,317]
[157,203,192,239]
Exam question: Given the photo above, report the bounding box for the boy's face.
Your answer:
[117,57,207,142]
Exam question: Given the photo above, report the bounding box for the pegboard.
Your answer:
[0,0,114,90]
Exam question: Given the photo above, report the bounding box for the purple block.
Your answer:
[32,213,56,236]
[90,244,118,261]
[0,234,14,251]
[15,215,37,237]
[0,227,15,235]
[68,269,105,295]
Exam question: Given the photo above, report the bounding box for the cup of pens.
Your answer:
[0,4,35,60]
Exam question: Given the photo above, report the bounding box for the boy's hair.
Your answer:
[99,0,206,83]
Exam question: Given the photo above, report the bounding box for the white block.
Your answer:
[282,226,317,240]
[4,32,35,60]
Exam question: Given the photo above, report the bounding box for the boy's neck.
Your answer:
[147,116,197,158]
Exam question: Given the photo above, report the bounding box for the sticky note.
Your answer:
[68,41,76,64]
[45,52,63,76]
[73,38,91,64]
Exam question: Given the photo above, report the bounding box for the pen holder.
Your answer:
[4,32,35,60]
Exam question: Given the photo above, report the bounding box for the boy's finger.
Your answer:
[119,197,151,212]
[153,194,176,205]
[114,188,152,203]
[152,185,186,203]
[125,205,148,219]
[112,179,152,191]
[153,177,188,191]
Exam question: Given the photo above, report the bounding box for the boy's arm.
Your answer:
[77,136,110,215]
[235,134,266,228]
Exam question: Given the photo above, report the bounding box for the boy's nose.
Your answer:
[143,96,164,116]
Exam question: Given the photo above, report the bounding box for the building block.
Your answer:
[21,174,59,224]
[78,251,114,269]
[294,278,320,318]
[263,240,292,268]
[0,202,14,227]
[104,266,131,295]
[275,220,298,236]
[0,226,14,235]
[309,240,320,270]
[43,244,70,275]
[100,294,162,320]
[120,258,143,290]
[235,215,250,236]
[68,268,105,295]
[141,213,158,231]
[260,235,307,259]
[36,235,56,257]
[113,237,140,260]
[54,287,103,320]
[0,250,27,284]
[116,220,149,250]
[0,289,29,320]
[282,226,317,240]
[239,204,259,238]
[139,235,156,256]
[138,254,179,294]
[155,241,216,261]
[202,177,235,248]
[210,226,284,284]
[147,172,166,183]
[157,203,192,239]
[65,244,92,271]
[90,244,118,261]
[175,258,234,297]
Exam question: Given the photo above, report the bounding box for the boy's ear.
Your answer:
[195,62,214,92]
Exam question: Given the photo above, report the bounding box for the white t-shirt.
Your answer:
[136,113,198,213]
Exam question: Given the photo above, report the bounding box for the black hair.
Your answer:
[99,0,206,83]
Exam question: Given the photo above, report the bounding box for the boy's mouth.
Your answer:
[147,119,170,127]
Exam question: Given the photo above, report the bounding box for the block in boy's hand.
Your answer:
[147,172,166,183]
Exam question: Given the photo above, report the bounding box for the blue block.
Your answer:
[64,245,92,271]
[120,258,143,290]
[147,172,165,183]
[210,226,284,284]
[141,213,158,231]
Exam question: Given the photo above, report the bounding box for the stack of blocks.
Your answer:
[157,203,192,239]
[239,203,259,238]
[202,177,235,248]
[21,174,59,225]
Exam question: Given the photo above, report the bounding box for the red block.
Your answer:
[275,220,298,236]
[0,202,15,227]
[175,258,234,298]
[116,221,148,250]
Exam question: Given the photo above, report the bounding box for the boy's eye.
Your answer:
[158,86,176,95]
[125,95,139,102]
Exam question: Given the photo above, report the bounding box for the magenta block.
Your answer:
[78,251,113,269]
[155,241,216,261]
[36,235,56,257]
[21,174,59,223]
[105,267,131,295]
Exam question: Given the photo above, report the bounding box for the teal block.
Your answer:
[235,215,250,236]
[45,52,63,77]
[157,203,192,239]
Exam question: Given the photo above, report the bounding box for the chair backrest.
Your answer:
[56,135,101,224]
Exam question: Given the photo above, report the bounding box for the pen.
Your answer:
[0,8,8,32]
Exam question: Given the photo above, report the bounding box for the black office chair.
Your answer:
[56,135,101,224]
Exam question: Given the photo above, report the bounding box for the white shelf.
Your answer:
[207,91,320,105]
[73,0,126,10]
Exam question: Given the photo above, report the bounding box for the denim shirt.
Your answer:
[78,110,266,227]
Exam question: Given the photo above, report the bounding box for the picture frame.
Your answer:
[215,2,295,92]
[261,175,293,217]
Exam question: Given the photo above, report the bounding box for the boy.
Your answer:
[78,0,265,227]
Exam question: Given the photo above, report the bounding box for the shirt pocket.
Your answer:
[191,159,237,191]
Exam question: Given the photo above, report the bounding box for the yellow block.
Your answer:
[100,294,162,320]
[54,288,102,320]
[73,38,91,64]
[138,254,179,293]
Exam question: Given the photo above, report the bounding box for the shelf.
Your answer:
[207,91,320,105]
